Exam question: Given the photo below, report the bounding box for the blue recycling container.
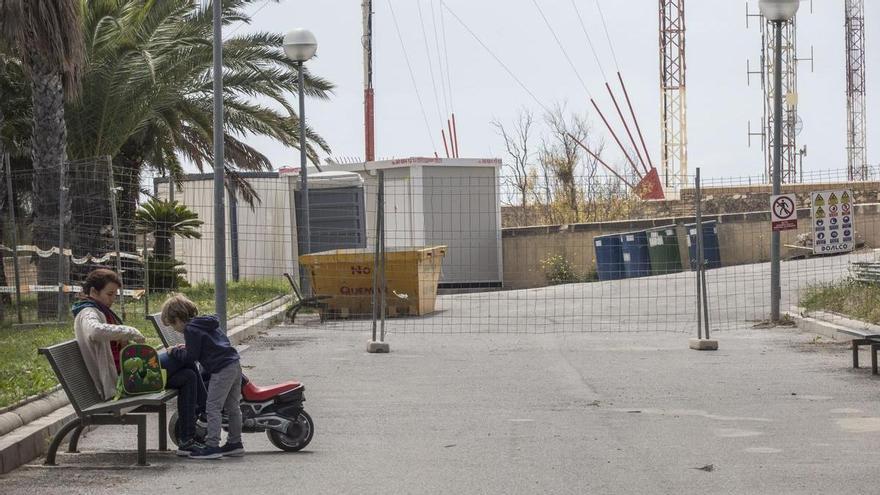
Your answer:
[619,230,652,278]
[593,234,625,281]
[685,221,722,270]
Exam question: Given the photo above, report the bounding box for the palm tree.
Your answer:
[67,0,333,196]
[135,198,203,291]
[135,198,203,258]
[0,0,84,316]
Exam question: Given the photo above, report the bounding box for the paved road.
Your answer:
[317,250,871,334]
[4,324,880,494]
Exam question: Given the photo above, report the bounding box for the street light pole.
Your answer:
[212,0,227,332]
[283,29,318,296]
[770,20,783,322]
[759,0,798,322]
[297,61,312,296]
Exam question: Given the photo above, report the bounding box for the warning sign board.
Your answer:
[812,190,854,255]
[770,194,798,231]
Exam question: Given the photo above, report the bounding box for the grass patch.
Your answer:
[0,277,289,409]
[801,279,880,325]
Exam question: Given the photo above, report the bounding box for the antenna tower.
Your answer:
[845,0,867,181]
[363,0,376,162]
[747,2,813,184]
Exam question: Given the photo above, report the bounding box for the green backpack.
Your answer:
[114,343,166,400]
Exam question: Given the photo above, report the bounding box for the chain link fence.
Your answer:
[3,157,878,336]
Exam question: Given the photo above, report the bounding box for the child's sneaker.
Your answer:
[220,442,245,457]
[176,438,205,457]
[188,445,223,460]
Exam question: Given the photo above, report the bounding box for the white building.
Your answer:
[153,157,504,289]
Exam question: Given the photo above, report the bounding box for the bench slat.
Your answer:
[147,314,185,348]
[40,340,104,414]
[81,389,178,416]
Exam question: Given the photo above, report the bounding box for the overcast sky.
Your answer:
[233,0,878,181]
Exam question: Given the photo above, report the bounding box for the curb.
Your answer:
[787,308,880,342]
[0,294,291,475]
[0,390,69,438]
[0,406,76,475]
[228,295,291,345]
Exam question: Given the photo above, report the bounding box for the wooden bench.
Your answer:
[283,272,329,324]
[39,340,178,466]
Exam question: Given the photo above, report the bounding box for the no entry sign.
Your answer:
[770,194,797,231]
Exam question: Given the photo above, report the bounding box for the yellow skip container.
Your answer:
[299,246,447,318]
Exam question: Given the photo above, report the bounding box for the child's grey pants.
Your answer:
[205,361,242,447]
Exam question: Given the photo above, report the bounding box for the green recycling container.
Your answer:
[646,225,683,275]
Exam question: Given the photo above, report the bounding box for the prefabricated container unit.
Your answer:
[321,158,504,290]
[685,221,722,270]
[293,171,367,256]
[646,225,683,275]
[619,230,651,278]
[154,172,293,284]
[593,234,625,281]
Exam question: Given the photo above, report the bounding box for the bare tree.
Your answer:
[542,106,592,221]
[491,110,535,215]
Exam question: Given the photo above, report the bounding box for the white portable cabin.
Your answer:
[322,157,504,290]
[154,172,294,284]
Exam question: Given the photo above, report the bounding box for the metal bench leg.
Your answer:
[872,346,879,375]
[158,403,168,451]
[136,415,147,466]
[853,340,864,368]
[45,418,81,466]
[67,423,86,453]
[290,306,302,324]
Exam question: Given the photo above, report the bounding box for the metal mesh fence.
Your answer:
[1,157,144,324]
[3,157,878,337]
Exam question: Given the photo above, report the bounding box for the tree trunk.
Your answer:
[0,112,7,321]
[29,57,69,319]
[113,151,143,288]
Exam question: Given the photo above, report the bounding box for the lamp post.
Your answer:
[212,0,227,333]
[283,29,318,295]
[759,0,799,322]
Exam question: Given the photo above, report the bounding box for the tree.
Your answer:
[0,0,84,316]
[135,199,203,258]
[67,0,333,186]
[68,0,335,281]
[135,198,202,291]
[492,109,535,224]
[540,107,592,223]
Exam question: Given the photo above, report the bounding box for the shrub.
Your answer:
[541,254,587,285]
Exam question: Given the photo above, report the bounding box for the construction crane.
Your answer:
[659,0,687,192]
[845,0,868,181]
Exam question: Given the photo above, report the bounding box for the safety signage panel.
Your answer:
[770,194,797,231]
[811,190,854,255]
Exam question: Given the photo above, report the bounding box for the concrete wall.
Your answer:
[502,203,880,290]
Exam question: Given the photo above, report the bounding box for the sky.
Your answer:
[230,0,879,181]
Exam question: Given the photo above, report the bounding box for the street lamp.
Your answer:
[759,0,799,322]
[283,29,317,295]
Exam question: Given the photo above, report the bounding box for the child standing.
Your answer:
[161,294,244,459]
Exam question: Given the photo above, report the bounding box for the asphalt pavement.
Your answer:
[4,323,880,494]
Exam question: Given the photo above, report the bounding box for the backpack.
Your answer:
[114,343,166,400]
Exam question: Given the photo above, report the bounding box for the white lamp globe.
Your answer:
[759,0,800,21]
[283,29,318,62]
